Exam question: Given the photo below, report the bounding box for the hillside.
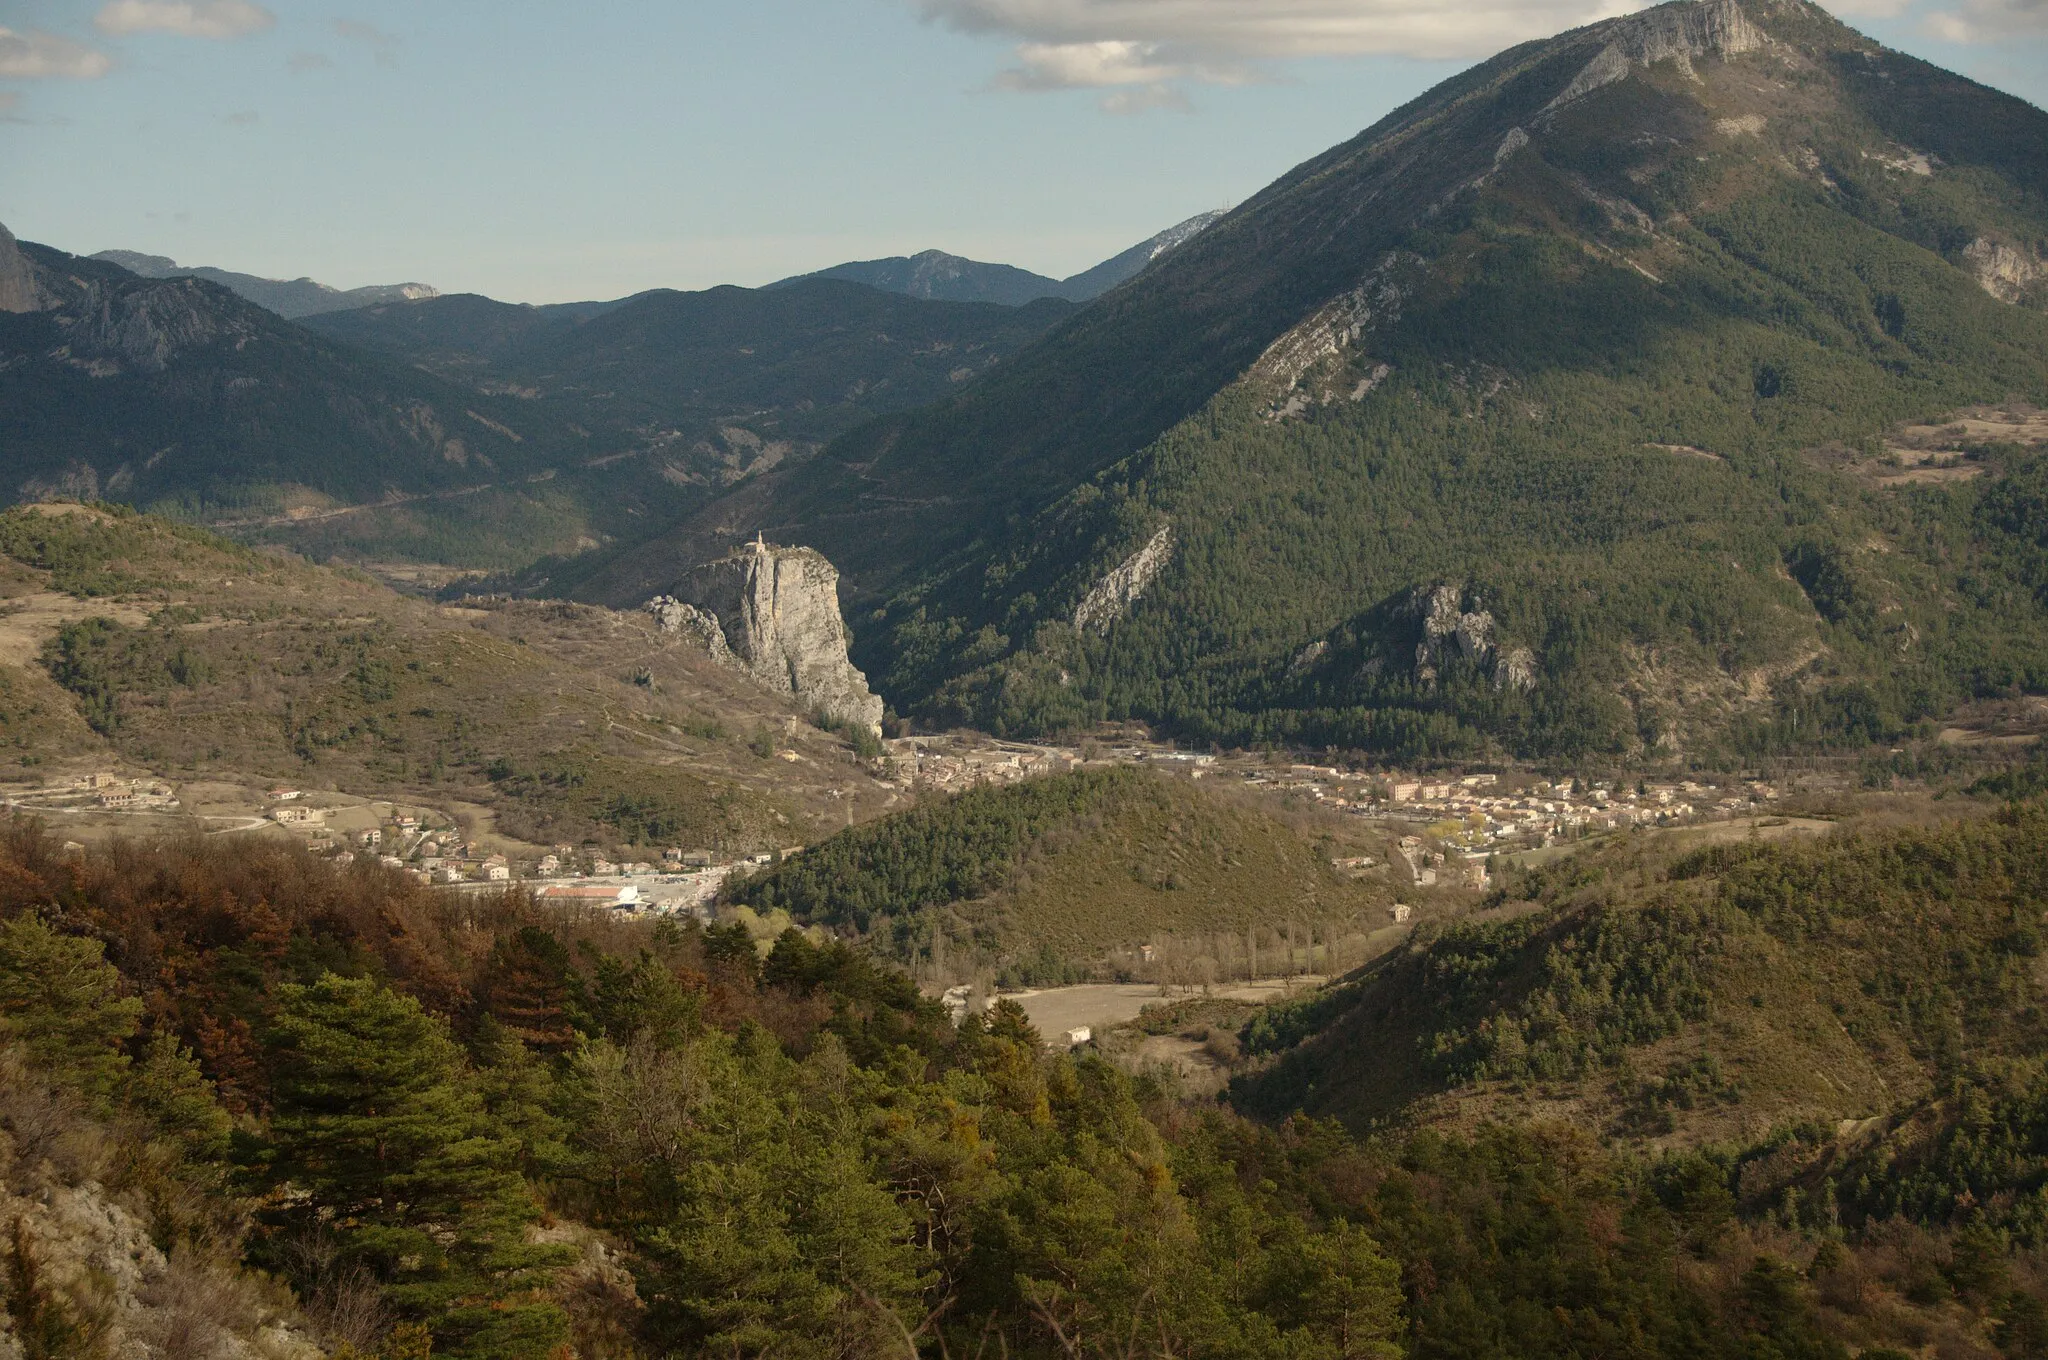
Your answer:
[89,247,438,318]
[1234,799,2048,1165]
[616,0,2048,763]
[0,503,904,856]
[727,764,1385,983]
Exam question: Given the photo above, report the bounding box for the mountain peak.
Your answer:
[1544,0,1768,112]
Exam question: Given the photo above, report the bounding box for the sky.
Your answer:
[2,0,2044,303]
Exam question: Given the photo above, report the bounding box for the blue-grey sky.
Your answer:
[2,0,2043,303]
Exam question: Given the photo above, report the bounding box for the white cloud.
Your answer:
[915,0,1653,70]
[333,18,399,64]
[1920,0,2048,40]
[94,0,275,39]
[0,26,114,78]
[1815,0,1916,15]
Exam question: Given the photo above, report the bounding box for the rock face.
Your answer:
[652,540,884,735]
[1545,0,1766,113]
[1073,525,1174,634]
[1411,583,1538,692]
[71,276,258,374]
[1962,237,2045,304]
[0,222,51,314]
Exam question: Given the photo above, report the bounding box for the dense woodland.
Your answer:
[3,795,2047,1358]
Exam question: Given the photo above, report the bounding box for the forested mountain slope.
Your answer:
[5,804,2043,1359]
[636,0,2048,762]
[1232,797,2048,1273]
[0,230,574,521]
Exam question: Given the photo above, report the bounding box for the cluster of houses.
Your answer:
[7,771,182,812]
[1247,764,1777,853]
[882,737,1084,791]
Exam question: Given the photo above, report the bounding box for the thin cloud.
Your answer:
[0,26,114,78]
[1921,0,2048,40]
[333,18,399,65]
[1101,83,1193,114]
[95,0,276,39]
[287,50,333,71]
[220,108,258,124]
[915,0,1652,69]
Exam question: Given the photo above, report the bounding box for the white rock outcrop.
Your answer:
[1962,237,2045,304]
[1074,525,1174,634]
[1545,0,1765,114]
[652,539,884,736]
[1412,583,1538,692]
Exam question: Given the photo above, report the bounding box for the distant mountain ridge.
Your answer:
[771,210,1225,306]
[89,248,438,319]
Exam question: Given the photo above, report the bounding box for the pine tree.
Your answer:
[260,973,571,1359]
[0,913,142,1104]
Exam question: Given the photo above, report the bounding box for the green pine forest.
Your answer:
[7,788,2048,1358]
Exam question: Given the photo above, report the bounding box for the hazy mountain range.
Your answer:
[87,248,439,319]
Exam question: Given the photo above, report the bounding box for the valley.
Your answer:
[4,1,2048,1357]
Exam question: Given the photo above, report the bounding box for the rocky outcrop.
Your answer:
[0,223,52,315]
[1545,0,1766,114]
[1411,583,1538,692]
[651,539,884,735]
[0,1055,323,1360]
[68,277,259,375]
[1074,525,1174,634]
[1961,237,2045,304]
[1249,252,1417,399]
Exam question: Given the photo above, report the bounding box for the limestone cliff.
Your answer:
[0,223,51,315]
[650,540,884,735]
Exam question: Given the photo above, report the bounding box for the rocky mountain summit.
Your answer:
[649,540,884,736]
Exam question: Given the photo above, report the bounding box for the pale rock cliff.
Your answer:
[0,223,51,315]
[651,540,884,735]
[1962,237,2045,304]
[1412,583,1539,692]
[1544,0,1766,114]
[70,277,258,375]
[1074,525,1174,634]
